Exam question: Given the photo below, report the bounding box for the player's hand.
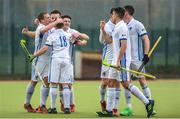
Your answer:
[28,54,35,63]
[115,61,121,70]
[55,18,63,23]
[22,26,29,34]
[100,20,106,31]
[142,54,149,65]
[33,18,39,25]
[72,32,80,39]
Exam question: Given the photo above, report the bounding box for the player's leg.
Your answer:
[59,84,64,112]
[48,58,60,114]
[113,80,120,116]
[120,88,133,116]
[99,64,110,111]
[60,59,73,114]
[24,65,37,113]
[69,84,75,112]
[133,61,157,115]
[37,62,49,113]
[97,68,117,117]
[121,75,154,117]
[99,78,108,111]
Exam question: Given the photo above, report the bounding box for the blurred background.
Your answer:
[0,0,180,79]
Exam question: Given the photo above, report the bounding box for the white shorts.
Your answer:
[49,58,73,84]
[31,61,49,81]
[130,61,145,78]
[100,60,112,79]
[108,60,130,82]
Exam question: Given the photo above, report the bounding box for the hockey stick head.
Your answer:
[102,59,111,67]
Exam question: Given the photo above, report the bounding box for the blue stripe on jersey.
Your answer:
[69,43,75,64]
[140,32,147,37]
[138,34,140,61]
[119,38,127,40]
[102,43,107,60]
[45,44,52,47]
[121,53,127,81]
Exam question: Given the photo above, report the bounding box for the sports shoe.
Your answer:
[24,104,36,113]
[36,105,48,113]
[120,107,134,116]
[112,108,119,116]
[70,104,75,112]
[64,108,71,114]
[146,100,154,118]
[48,108,57,114]
[100,101,106,111]
[60,99,64,112]
[152,110,157,116]
[96,110,113,117]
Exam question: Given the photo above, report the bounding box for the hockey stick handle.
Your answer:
[138,36,162,72]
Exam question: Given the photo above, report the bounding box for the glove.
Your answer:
[142,54,149,65]
[28,54,35,63]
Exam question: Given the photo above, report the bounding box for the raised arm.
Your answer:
[22,27,35,38]
[100,20,112,44]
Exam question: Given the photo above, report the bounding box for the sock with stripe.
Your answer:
[40,85,49,106]
[25,83,35,104]
[106,88,116,112]
[63,85,71,109]
[124,89,132,109]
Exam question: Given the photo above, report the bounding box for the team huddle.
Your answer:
[21,5,155,117]
[97,5,156,118]
[22,10,89,114]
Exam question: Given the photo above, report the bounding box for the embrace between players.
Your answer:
[97,5,156,118]
[22,10,89,114]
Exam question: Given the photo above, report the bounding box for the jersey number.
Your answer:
[59,36,67,47]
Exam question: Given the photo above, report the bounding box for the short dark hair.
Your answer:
[110,7,115,14]
[50,10,61,16]
[56,23,64,29]
[37,12,48,21]
[61,15,71,20]
[113,7,125,19]
[124,5,135,15]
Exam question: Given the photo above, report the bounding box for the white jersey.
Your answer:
[66,28,78,63]
[34,23,51,62]
[127,18,147,61]
[112,20,131,65]
[99,20,114,61]
[45,29,71,59]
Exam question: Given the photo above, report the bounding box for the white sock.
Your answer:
[128,84,149,105]
[50,87,57,109]
[70,87,75,105]
[124,89,132,109]
[142,85,151,99]
[40,85,49,106]
[114,88,120,109]
[99,85,106,102]
[25,83,35,104]
[63,86,71,109]
[106,88,116,112]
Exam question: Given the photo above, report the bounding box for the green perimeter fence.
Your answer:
[0,25,180,78]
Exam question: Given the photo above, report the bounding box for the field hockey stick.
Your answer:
[102,59,156,79]
[20,39,46,87]
[138,36,162,72]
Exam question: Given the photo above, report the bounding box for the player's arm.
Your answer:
[22,27,35,38]
[142,35,150,54]
[75,40,87,46]
[100,20,112,44]
[99,29,104,44]
[40,18,63,33]
[71,32,89,41]
[117,40,127,68]
[137,22,150,64]
[33,45,49,57]
[34,35,53,57]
